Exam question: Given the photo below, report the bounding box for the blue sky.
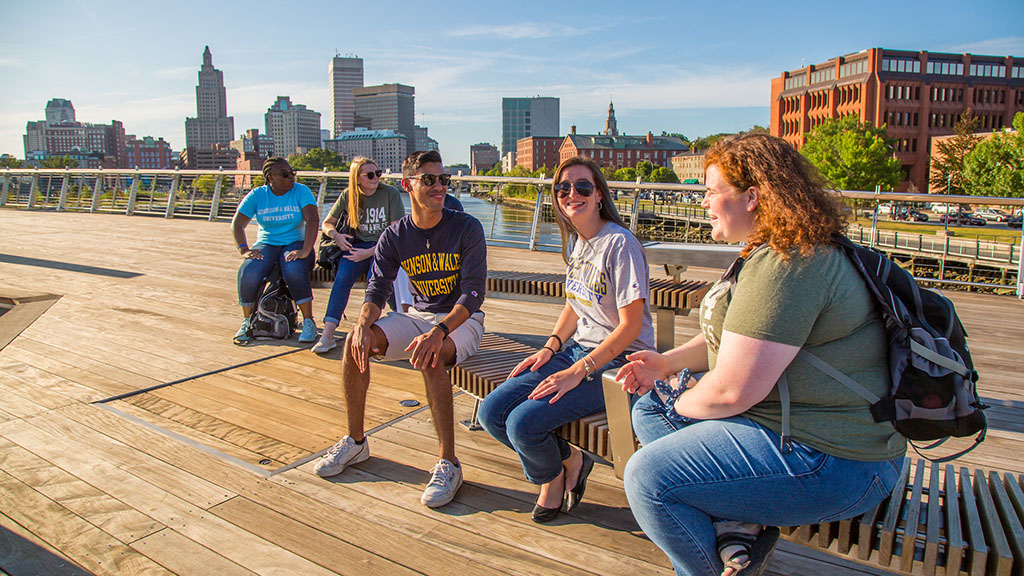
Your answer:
[2,0,1022,164]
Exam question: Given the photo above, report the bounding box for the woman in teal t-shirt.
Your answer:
[231,157,320,344]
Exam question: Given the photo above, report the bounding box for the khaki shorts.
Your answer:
[374,308,485,365]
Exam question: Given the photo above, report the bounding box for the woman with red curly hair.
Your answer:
[616,133,905,576]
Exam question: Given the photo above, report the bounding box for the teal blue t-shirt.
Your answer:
[236,183,316,246]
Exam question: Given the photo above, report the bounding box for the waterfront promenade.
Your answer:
[2,209,1024,575]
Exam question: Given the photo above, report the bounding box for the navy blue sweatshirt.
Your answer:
[365,209,487,315]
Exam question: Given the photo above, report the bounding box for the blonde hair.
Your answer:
[346,157,377,229]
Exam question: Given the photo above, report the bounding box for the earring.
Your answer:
[597,201,603,210]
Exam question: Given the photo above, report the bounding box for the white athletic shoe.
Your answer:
[420,458,463,508]
[311,336,337,354]
[314,435,369,477]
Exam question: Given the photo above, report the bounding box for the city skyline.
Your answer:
[2,0,1023,165]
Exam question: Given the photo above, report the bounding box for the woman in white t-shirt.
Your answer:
[478,156,654,523]
[231,157,320,344]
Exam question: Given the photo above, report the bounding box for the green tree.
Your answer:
[635,160,654,180]
[600,166,618,181]
[690,133,731,152]
[613,167,637,182]
[800,115,901,191]
[929,110,982,194]
[484,164,503,176]
[39,155,78,169]
[288,148,348,172]
[192,174,218,196]
[962,112,1024,198]
[661,131,690,145]
[747,125,769,134]
[648,166,679,183]
[0,155,23,168]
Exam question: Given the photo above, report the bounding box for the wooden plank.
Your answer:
[988,471,1024,576]
[944,464,966,576]
[0,436,163,544]
[900,459,927,573]
[0,510,92,576]
[130,528,257,576]
[209,496,419,576]
[923,461,942,576]
[960,466,989,576]
[0,468,172,575]
[974,470,1014,576]
[878,457,911,566]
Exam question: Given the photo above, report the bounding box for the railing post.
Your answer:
[126,169,140,215]
[209,174,223,221]
[629,177,642,233]
[165,173,179,219]
[90,172,102,213]
[1017,225,1024,300]
[28,173,39,209]
[58,172,70,211]
[0,173,8,207]
[528,176,546,251]
[316,169,328,214]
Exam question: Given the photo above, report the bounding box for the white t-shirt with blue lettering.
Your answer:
[236,183,317,246]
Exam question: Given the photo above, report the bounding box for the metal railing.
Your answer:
[3,167,1023,297]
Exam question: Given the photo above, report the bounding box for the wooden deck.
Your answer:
[1,209,1023,576]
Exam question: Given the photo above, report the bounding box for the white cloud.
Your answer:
[950,37,1024,57]
[446,22,607,40]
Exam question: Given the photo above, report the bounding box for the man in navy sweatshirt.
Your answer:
[314,150,487,508]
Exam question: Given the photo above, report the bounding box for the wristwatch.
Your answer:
[433,321,450,338]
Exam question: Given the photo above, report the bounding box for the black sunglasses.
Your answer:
[553,180,596,198]
[408,173,452,187]
[362,170,383,179]
[278,169,297,178]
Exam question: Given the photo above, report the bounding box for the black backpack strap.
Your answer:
[795,349,881,404]
[776,372,793,454]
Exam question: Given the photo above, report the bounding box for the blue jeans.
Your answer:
[625,390,903,576]
[237,241,314,306]
[478,342,627,484]
[323,240,375,325]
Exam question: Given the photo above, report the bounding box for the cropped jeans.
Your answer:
[237,241,314,307]
[323,240,376,325]
[478,342,628,484]
[625,390,904,576]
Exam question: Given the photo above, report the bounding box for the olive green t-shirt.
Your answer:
[699,245,906,461]
[327,183,405,243]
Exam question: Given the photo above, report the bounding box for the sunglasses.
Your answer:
[408,173,452,187]
[361,170,383,179]
[553,180,596,198]
[278,169,297,178]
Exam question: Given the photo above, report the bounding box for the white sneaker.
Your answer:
[311,336,337,354]
[420,458,463,508]
[314,435,369,477]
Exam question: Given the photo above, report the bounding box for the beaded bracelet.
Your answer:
[582,355,597,380]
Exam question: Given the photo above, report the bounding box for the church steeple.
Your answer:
[603,99,618,136]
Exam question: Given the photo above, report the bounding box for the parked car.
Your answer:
[877,203,895,215]
[939,211,986,226]
[1008,215,1022,229]
[891,207,929,222]
[930,202,973,214]
[975,208,1010,222]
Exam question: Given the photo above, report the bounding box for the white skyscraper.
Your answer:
[329,55,364,138]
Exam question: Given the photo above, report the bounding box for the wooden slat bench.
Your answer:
[485,270,711,352]
[781,458,1024,576]
[450,333,616,463]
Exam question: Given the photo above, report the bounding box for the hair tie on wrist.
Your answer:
[548,334,564,350]
[542,346,556,355]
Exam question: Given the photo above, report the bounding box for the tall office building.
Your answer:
[354,84,415,155]
[23,100,127,168]
[470,143,500,175]
[501,97,559,157]
[264,96,322,157]
[184,46,235,151]
[329,55,364,137]
[770,48,1024,191]
[324,129,408,173]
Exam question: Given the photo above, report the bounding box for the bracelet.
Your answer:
[238,244,249,251]
[582,355,597,380]
[548,334,563,351]
[654,368,692,413]
[542,346,557,355]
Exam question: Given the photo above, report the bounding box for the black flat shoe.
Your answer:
[565,453,595,512]
[531,502,562,523]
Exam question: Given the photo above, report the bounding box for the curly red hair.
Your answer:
[705,133,848,259]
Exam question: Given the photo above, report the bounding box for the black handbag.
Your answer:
[316,211,355,271]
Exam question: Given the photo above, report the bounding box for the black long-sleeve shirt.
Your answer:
[365,209,487,315]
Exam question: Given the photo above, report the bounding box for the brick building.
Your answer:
[124,136,174,169]
[558,127,687,169]
[516,136,561,172]
[23,99,127,168]
[771,48,1024,191]
[469,143,500,175]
